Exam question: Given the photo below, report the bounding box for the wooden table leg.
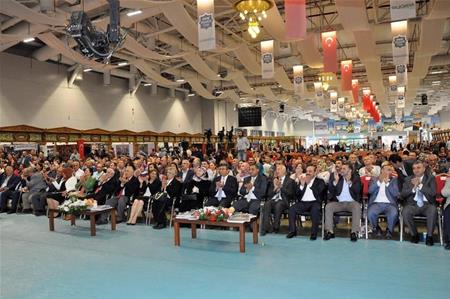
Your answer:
[174,221,180,246]
[111,209,117,231]
[90,214,96,236]
[49,210,55,231]
[70,214,76,226]
[239,224,245,253]
[191,223,197,239]
[252,220,258,244]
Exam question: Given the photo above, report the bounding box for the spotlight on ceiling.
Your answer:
[23,37,35,43]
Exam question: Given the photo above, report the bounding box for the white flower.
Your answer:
[64,207,69,212]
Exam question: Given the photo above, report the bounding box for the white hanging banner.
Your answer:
[396,64,408,85]
[197,0,216,51]
[397,95,406,108]
[314,82,323,101]
[261,40,274,79]
[293,65,304,95]
[388,75,398,96]
[390,0,416,21]
[392,35,409,65]
[330,91,338,112]
[338,97,345,112]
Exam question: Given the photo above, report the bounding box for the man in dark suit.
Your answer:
[206,163,238,208]
[178,159,194,191]
[262,164,295,234]
[93,168,118,206]
[0,166,22,213]
[152,166,182,229]
[367,163,400,239]
[401,160,437,245]
[233,164,267,216]
[389,154,407,191]
[102,165,140,223]
[287,165,327,240]
[324,162,362,242]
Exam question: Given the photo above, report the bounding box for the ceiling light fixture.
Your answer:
[23,37,35,43]
[127,10,142,17]
[176,79,185,83]
[83,68,92,72]
[430,70,447,75]
[144,83,152,86]
[234,0,273,39]
[118,61,128,66]
[188,93,195,97]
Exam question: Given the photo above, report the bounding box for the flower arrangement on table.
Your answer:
[58,196,97,215]
[194,206,235,222]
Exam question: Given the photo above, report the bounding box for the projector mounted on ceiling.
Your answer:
[66,0,125,62]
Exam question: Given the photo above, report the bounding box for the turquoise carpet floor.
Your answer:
[1,214,449,299]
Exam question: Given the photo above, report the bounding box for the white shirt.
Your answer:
[237,136,250,151]
[74,168,84,180]
[181,170,189,182]
[246,176,258,202]
[337,178,353,202]
[413,175,428,203]
[1,175,11,188]
[374,181,390,203]
[272,176,285,201]
[215,175,228,199]
[300,177,316,202]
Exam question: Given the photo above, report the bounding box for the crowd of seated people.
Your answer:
[0,139,449,250]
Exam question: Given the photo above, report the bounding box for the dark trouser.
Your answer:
[368,203,399,233]
[288,201,321,234]
[104,195,129,222]
[444,205,450,244]
[402,203,437,236]
[152,197,171,225]
[32,193,48,213]
[205,197,232,208]
[263,200,288,232]
[180,195,202,212]
[0,190,20,211]
[233,198,261,216]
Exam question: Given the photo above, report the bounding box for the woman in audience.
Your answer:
[127,169,161,225]
[75,167,97,196]
[290,162,304,183]
[180,167,211,212]
[47,167,78,218]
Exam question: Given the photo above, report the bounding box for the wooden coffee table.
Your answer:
[173,217,258,253]
[48,207,116,236]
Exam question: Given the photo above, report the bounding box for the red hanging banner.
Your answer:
[351,79,359,104]
[285,0,306,40]
[340,60,352,91]
[321,31,337,73]
[77,139,85,160]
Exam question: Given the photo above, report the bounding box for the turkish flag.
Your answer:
[321,31,337,72]
[77,139,85,160]
[341,60,352,91]
[351,79,359,104]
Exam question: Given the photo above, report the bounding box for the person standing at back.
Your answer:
[236,130,250,161]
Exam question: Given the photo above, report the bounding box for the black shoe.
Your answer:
[425,236,434,246]
[116,220,123,224]
[273,228,279,234]
[385,230,393,240]
[0,209,7,213]
[22,209,32,214]
[286,232,297,239]
[445,243,450,250]
[34,211,45,216]
[126,223,131,225]
[350,232,358,242]
[6,210,15,214]
[310,233,317,241]
[260,231,266,236]
[410,234,419,244]
[153,223,166,230]
[324,232,335,241]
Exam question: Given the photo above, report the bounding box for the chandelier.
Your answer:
[318,72,335,91]
[234,0,273,39]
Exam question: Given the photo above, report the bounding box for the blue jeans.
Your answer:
[237,150,247,161]
[368,203,398,233]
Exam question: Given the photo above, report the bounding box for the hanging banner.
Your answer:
[388,75,398,96]
[362,90,371,111]
[397,95,406,108]
[330,91,338,112]
[285,0,306,40]
[197,0,216,51]
[351,79,359,104]
[321,31,337,73]
[392,35,409,65]
[314,82,324,101]
[396,64,408,85]
[77,139,85,160]
[261,40,274,79]
[340,60,352,91]
[338,97,345,112]
[293,65,304,95]
[390,0,416,21]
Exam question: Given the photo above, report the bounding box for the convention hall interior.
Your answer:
[0,1,449,299]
